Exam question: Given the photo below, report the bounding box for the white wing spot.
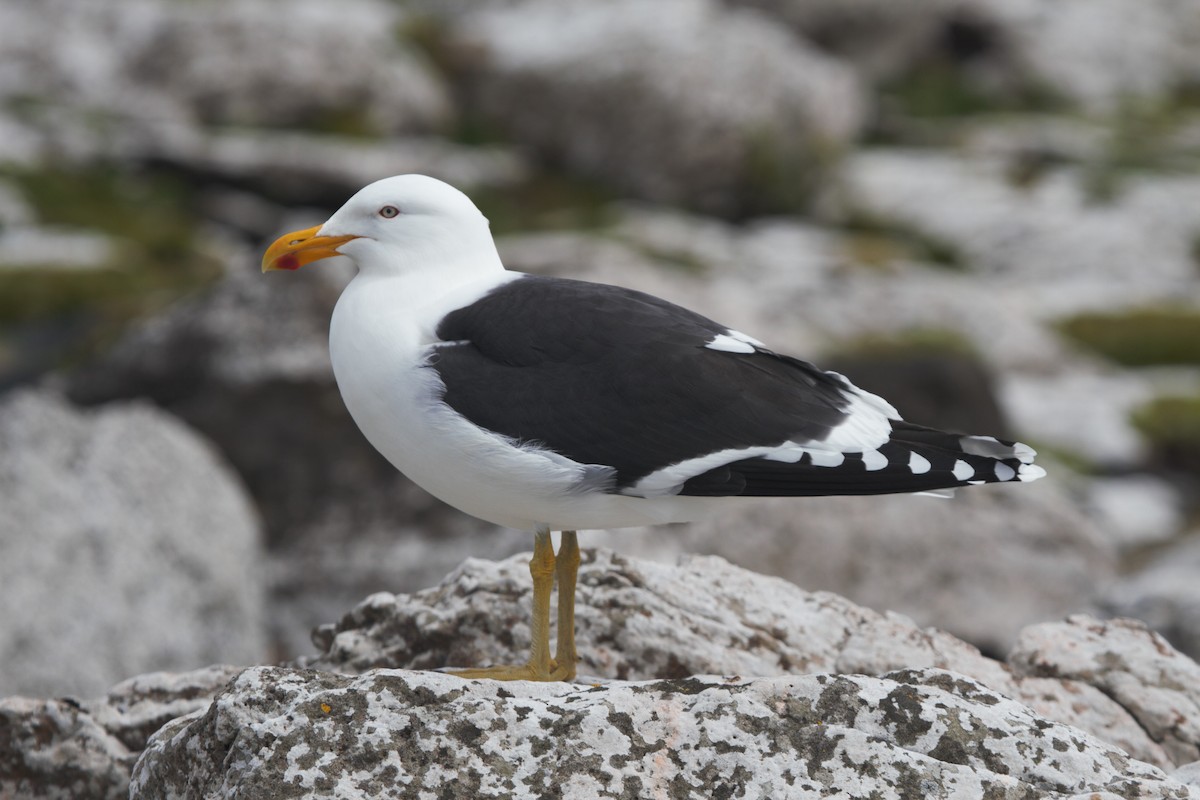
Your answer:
[908,451,931,474]
[861,449,888,471]
[952,460,975,481]
[807,449,845,468]
[705,333,756,354]
[994,462,1016,481]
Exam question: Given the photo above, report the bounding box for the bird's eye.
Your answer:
[379,205,400,219]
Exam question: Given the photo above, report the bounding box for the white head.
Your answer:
[262,175,503,279]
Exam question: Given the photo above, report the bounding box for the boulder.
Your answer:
[452,0,865,215]
[8,553,1200,798]
[138,129,528,209]
[840,149,1200,292]
[1103,536,1200,663]
[732,0,1200,113]
[0,665,240,800]
[0,388,265,697]
[1011,615,1200,767]
[594,480,1112,658]
[0,0,451,168]
[129,665,1193,800]
[308,550,1179,769]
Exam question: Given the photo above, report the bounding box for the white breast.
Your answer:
[329,270,678,531]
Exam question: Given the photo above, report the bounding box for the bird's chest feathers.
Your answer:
[328,278,440,449]
[327,271,517,464]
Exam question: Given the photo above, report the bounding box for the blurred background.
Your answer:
[1,0,1199,698]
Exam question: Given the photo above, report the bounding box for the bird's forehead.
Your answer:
[347,175,474,215]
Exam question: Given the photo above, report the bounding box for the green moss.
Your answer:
[395,13,459,77]
[470,173,618,236]
[0,165,221,345]
[299,106,382,139]
[880,62,1064,120]
[1057,306,1200,366]
[838,212,968,271]
[8,165,196,261]
[1081,99,1200,203]
[619,240,710,275]
[830,327,978,359]
[1132,395,1200,447]
[742,129,841,217]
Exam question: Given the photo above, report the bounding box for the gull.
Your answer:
[263,175,1044,681]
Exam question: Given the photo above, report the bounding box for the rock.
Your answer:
[0,388,265,697]
[972,0,1200,113]
[453,0,865,214]
[0,166,117,270]
[129,664,1194,799]
[840,149,1200,292]
[0,0,451,168]
[308,550,1185,769]
[728,0,965,80]
[1083,476,1185,551]
[134,128,529,208]
[1104,537,1200,662]
[1178,761,1200,789]
[1010,615,1200,767]
[0,226,116,270]
[9,554,1200,798]
[1003,368,1160,467]
[597,480,1112,658]
[0,697,132,800]
[733,0,1200,113]
[0,665,240,800]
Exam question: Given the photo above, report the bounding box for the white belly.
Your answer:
[328,272,714,532]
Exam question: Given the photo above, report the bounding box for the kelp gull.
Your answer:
[263,175,1044,682]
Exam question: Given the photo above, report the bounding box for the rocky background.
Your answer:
[2,0,1200,794]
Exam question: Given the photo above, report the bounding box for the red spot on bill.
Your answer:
[277,252,301,271]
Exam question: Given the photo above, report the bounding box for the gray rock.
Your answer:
[0,665,240,800]
[10,554,1200,798]
[728,0,964,80]
[129,664,1194,799]
[0,697,131,800]
[0,389,265,697]
[1003,368,1159,466]
[134,128,529,207]
[1104,537,1200,663]
[454,0,865,214]
[308,550,1178,769]
[1084,476,1185,552]
[0,0,450,166]
[1010,615,1200,766]
[972,0,1200,113]
[733,0,1200,113]
[598,480,1112,658]
[840,149,1200,291]
[1178,761,1200,789]
[0,226,116,270]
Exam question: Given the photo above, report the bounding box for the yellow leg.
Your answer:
[550,531,579,680]
[449,528,575,682]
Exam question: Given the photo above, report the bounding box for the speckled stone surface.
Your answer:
[0,665,240,800]
[129,666,1196,799]
[304,550,1186,770]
